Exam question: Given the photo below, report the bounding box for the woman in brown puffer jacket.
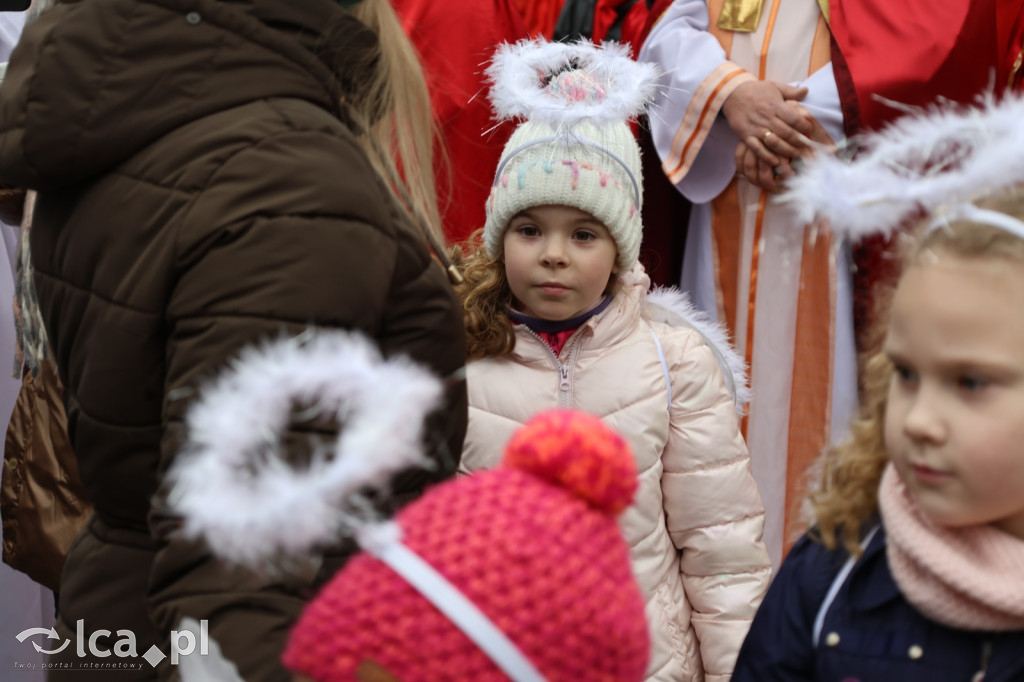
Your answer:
[0,1,467,680]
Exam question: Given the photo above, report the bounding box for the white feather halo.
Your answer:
[486,38,660,128]
[781,92,1024,243]
[166,331,443,569]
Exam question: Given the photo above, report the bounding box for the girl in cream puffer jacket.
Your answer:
[456,39,771,682]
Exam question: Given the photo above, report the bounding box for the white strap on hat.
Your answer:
[359,523,547,682]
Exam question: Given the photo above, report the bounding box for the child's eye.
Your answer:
[515,225,540,237]
[573,229,597,242]
[892,363,917,385]
[956,375,988,392]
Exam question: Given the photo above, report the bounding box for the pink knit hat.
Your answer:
[282,409,649,682]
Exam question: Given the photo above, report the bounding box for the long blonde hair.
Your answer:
[342,0,448,252]
[811,192,1024,556]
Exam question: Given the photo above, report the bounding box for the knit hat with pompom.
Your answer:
[282,409,650,682]
[482,39,659,272]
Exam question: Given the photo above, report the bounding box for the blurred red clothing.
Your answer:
[393,0,529,245]
[592,0,649,45]
[513,0,565,37]
[831,0,1024,134]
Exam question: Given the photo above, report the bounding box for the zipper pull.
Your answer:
[971,640,992,682]
[559,365,570,391]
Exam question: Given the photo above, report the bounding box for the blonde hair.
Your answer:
[339,0,448,251]
[811,191,1024,557]
[449,232,517,360]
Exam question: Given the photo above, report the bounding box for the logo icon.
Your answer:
[15,628,70,656]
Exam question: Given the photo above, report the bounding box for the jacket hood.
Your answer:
[0,0,377,190]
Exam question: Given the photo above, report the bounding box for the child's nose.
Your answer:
[540,238,569,266]
[902,390,946,443]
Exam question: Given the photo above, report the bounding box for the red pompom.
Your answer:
[502,410,637,515]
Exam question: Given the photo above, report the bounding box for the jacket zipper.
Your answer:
[521,327,583,409]
[971,639,992,682]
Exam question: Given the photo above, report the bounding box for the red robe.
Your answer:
[393,0,529,245]
[830,0,1024,133]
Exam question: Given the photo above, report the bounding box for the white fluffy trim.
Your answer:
[166,331,443,569]
[486,38,660,128]
[781,92,1024,242]
[644,287,751,413]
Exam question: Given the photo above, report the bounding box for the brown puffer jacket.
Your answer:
[0,1,467,680]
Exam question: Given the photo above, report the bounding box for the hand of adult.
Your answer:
[734,108,835,192]
[722,80,815,166]
[735,142,795,192]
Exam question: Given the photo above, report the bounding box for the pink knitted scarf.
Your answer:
[878,464,1024,631]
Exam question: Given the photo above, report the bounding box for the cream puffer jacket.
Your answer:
[461,267,771,682]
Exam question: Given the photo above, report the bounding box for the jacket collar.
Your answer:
[512,265,650,360]
[847,524,903,612]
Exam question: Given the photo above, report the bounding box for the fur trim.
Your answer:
[166,331,443,569]
[486,38,660,129]
[644,286,751,413]
[781,92,1024,242]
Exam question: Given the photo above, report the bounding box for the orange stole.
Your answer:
[706,0,835,556]
[783,229,835,548]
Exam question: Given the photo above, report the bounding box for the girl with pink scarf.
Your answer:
[732,93,1024,681]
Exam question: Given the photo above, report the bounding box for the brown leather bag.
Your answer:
[2,358,92,591]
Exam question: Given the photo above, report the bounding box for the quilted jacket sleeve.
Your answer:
[145,125,466,682]
[659,327,771,682]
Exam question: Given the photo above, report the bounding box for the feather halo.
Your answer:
[166,331,443,569]
[486,38,660,129]
[781,92,1024,243]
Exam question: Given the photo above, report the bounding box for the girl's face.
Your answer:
[884,251,1024,539]
[502,205,619,321]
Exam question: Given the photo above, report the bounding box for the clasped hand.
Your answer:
[721,79,829,192]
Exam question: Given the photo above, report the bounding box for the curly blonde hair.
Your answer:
[448,232,517,360]
[811,190,1024,557]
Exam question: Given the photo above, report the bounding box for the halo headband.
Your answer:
[487,39,659,128]
[928,203,1024,241]
[781,92,1024,244]
[492,133,642,209]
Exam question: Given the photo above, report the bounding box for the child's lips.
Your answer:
[910,462,951,485]
[536,282,569,295]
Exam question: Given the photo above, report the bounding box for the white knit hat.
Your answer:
[482,40,659,272]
